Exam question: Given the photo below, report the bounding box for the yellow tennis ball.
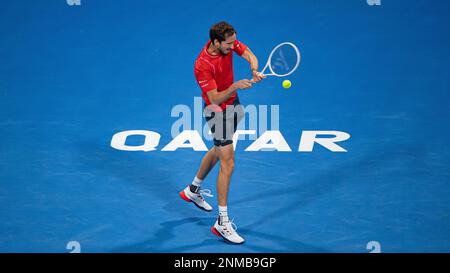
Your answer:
[282,80,292,89]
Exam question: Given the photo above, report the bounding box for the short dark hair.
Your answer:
[209,21,236,43]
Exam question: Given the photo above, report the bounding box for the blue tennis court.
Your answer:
[1,0,449,253]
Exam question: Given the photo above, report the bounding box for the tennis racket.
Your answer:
[252,42,301,80]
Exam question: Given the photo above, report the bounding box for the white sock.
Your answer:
[218,206,229,224]
[192,176,203,187]
[189,176,203,193]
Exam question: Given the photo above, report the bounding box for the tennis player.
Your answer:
[179,21,265,244]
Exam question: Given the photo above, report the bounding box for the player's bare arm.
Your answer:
[206,80,253,105]
[241,48,266,82]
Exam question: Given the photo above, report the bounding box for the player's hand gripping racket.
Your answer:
[251,42,301,82]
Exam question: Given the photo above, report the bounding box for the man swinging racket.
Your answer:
[179,21,265,244]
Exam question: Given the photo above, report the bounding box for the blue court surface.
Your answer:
[1,0,450,253]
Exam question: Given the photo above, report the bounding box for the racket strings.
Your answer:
[261,42,300,77]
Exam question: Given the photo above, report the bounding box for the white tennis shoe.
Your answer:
[179,186,213,212]
[211,218,245,244]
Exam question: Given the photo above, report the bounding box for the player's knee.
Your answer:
[220,159,234,175]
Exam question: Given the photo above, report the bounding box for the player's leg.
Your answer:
[195,146,219,181]
[211,102,245,244]
[211,142,244,244]
[179,108,221,212]
[179,148,217,212]
[215,143,234,207]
